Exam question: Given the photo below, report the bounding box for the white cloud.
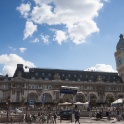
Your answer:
[32,38,39,43]
[16,3,31,18]
[17,0,104,45]
[19,47,27,53]
[54,30,68,45]
[8,46,16,51]
[103,0,110,3]
[23,21,37,40]
[0,54,36,77]
[40,34,50,44]
[85,64,117,72]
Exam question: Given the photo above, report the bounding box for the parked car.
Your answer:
[60,110,72,120]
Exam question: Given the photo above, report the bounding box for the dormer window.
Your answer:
[65,78,68,81]
[77,79,81,82]
[45,77,49,80]
[31,77,35,80]
[35,73,38,76]
[89,79,92,82]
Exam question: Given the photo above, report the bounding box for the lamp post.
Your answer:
[41,94,45,114]
[6,102,8,123]
[25,66,30,118]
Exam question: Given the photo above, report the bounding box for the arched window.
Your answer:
[89,94,97,106]
[63,94,73,102]
[106,94,114,106]
[41,93,52,103]
[28,93,38,102]
[76,93,85,102]
[117,94,124,99]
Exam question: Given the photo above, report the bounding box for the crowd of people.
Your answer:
[5,106,124,123]
[94,107,124,121]
[23,111,58,123]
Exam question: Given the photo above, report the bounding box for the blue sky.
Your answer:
[0,0,123,76]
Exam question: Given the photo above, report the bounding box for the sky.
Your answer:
[0,0,124,77]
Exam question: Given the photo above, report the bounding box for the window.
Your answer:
[41,85,44,89]
[31,77,35,80]
[3,85,7,89]
[12,90,15,95]
[88,79,92,82]
[31,85,35,89]
[77,79,81,82]
[21,90,24,95]
[35,73,38,76]
[80,86,83,90]
[36,85,38,89]
[65,78,69,81]
[47,85,52,89]
[13,83,15,87]
[45,77,49,80]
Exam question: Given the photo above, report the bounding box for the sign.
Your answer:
[60,86,78,95]
[60,89,77,95]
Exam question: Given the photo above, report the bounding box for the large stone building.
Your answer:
[0,34,124,107]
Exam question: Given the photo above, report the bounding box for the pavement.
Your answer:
[0,117,124,124]
[1,117,123,124]
[55,117,124,124]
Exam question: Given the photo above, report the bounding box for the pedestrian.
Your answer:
[107,109,111,120]
[23,113,26,122]
[75,110,80,124]
[116,109,120,121]
[47,112,52,123]
[53,112,57,123]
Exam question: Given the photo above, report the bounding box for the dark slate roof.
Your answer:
[13,64,123,83]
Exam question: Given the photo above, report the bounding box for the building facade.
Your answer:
[0,34,124,107]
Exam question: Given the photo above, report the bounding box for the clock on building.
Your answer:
[117,56,122,66]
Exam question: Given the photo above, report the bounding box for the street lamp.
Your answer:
[25,66,30,118]
[6,102,8,123]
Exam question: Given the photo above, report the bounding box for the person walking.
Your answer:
[75,110,80,124]
[53,112,57,123]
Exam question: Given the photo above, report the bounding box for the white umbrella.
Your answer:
[74,102,84,105]
[83,102,89,105]
[112,99,123,104]
[58,102,72,105]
